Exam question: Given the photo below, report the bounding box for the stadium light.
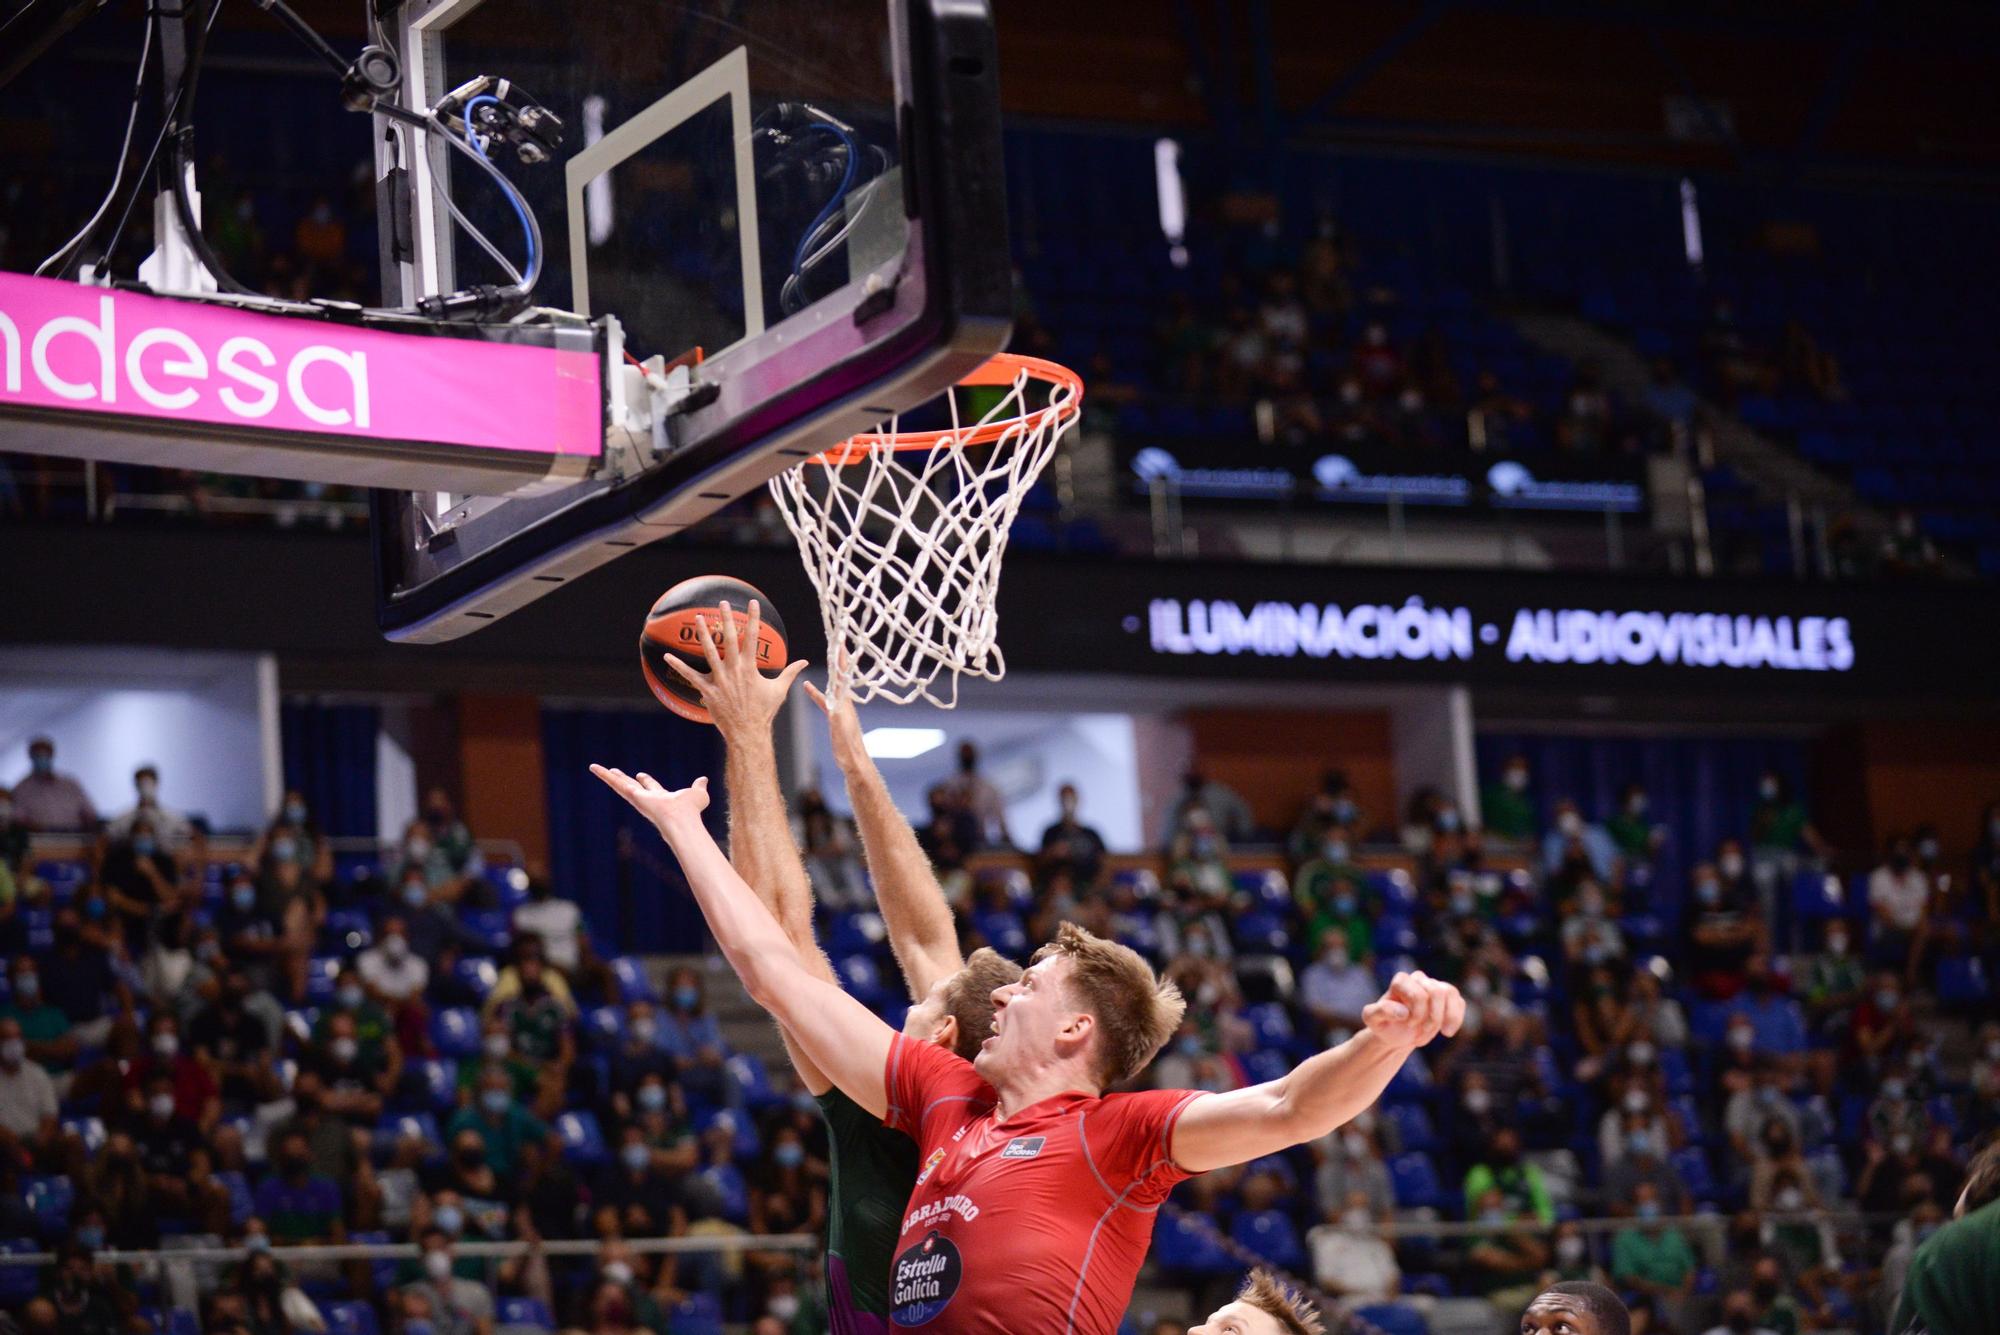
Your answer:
[1155,138,1188,268]
[1680,178,1704,268]
[861,726,947,759]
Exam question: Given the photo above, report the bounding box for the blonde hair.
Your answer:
[1236,1268,1324,1335]
[938,948,1024,1060]
[1030,921,1185,1087]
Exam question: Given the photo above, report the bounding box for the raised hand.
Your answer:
[1361,969,1466,1051]
[658,599,809,741]
[800,669,867,771]
[589,766,712,838]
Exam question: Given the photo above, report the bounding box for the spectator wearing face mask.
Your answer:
[1702,1289,1779,1335]
[251,790,334,888]
[1844,970,1914,1077]
[1298,927,1378,1038]
[103,764,195,853]
[483,937,575,1116]
[186,967,280,1108]
[1466,1181,1551,1314]
[447,1065,550,1179]
[1605,784,1666,866]
[256,1127,347,1244]
[318,959,398,1058]
[1542,1220,1608,1290]
[1307,1187,1400,1307]
[271,1069,381,1225]
[1868,833,1933,975]
[749,1124,826,1242]
[9,737,97,832]
[1482,755,1537,841]
[1749,771,1826,934]
[400,1226,495,1335]
[1799,920,1864,1043]
[125,1011,219,1130]
[128,1068,231,1231]
[596,1121,693,1239]
[512,873,584,974]
[358,915,432,1054]
[1760,1165,1843,1306]
[1562,882,1628,976]
[1289,774,1363,861]
[0,1014,59,1162]
[606,1001,677,1107]
[1611,1183,1696,1321]
[936,741,1010,849]
[1724,1068,1802,1165]
[1037,783,1107,891]
[1540,799,1619,886]
[1601,1102,1687,1209]
[1164,769,1256,848]
[1685,860,1764,1000]
[1626,970,1689,1049]
[1312,1116,1392,1222]
[98,814,191,959]
[1,954,78,1076]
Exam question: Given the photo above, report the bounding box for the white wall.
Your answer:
[0,648,277,833]
[801,705,1146,851]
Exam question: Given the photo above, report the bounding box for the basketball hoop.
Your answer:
[767,351,1084,708]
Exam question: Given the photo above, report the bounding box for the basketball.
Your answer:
[639,575,790,724]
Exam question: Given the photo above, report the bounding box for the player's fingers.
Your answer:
[1441,982,1467,1038]
[800,681,830,715]
[691,776,710,797]
[635,772,666,792]
[775,659,809,692]
[661,653,711,691]
[588,764,636,801]
[694,613,721,664]
[744,600,763,660]
[716,599,741,661]
[1363,997,1410,1027]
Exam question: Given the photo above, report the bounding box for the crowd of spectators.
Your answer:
[823,744,1998,1334]
[0,735,829,1335]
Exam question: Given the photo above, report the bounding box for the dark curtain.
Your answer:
[541,706,728,955]
[280,700,380,840]
[1475,730,1812,902]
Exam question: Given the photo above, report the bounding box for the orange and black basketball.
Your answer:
[639,576,790,724]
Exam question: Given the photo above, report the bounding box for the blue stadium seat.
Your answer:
[1389,1152,1441,1209]
[215,1169,254,1227]
[666,1293,724,1335]
[1658,1046,1693,1096]
[556,1111,610,1167]
[455,956,498,999]
[0,1240,37,1304]
[971,909,1030,958]
[582,1006,625,1050]
[824,912,883,958]
[497,1297,555,1332]
[1937,957,1989,1007]
[1237,869,1291,911]
[375,1113,442,1163]
[699,1161,749,1224]
[304,956,341,1004]
[1375,914,1420,955]
[24,1175,73,1235]
[1243,1003,1295,1052]
[409,1059,458,1111]
[1232,910,1290,955]
[837,955,892,1008]
[1371,869,1419,912]
[1229,1209,1305,1270]
[62,1116,107,1154]
[323,907,373,950]
[1152,1213,1235,1273]
[461,909,512,953]
[1242,1153,1298,1191]
[327,1304,380,1335]
[160,1311,200,1335]
[1241,1049,1290,1085]
[1672,1146,1716,1202]
[432,1007,482,1059]
[1384,1102,1437,1152]
[726,1052,779,1109]
[1353,1303,1429,1335]
[610,956,659,1003]
[1792,871,1845,922]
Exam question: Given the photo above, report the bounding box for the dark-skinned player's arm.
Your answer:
[803,674,965,1000]
[1171,969,1464,1173]
[658,602,838,1094]
[591,765,896,1118]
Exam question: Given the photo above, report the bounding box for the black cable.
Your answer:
[97,0,223,273]
[36,13,153,277]
[167,0,258,294]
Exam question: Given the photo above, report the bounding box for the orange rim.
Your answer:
[811,352,1084,466]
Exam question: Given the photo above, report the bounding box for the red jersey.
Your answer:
[881,1034,1203,1333]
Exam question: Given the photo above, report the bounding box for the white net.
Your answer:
[766,354,1082,707]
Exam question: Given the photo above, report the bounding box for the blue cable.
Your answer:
[793,121,858,279]
[462,93,537,282]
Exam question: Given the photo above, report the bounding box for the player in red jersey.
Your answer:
[592,763,1462,1334]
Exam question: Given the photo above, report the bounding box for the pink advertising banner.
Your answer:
[0,271,601,457]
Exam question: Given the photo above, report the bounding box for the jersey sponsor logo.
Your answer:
[902,1194,980,1234]
[999,1135,1046,1160]
[913,1148,945,1187]
[890,1230,962,1326]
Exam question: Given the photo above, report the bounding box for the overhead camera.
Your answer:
[434,76,565,166]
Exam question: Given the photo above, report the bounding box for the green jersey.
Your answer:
[818,1086,920,1325]
[1892,1198,2000,1335]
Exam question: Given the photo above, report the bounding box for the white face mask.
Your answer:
[1341,1208,1371,1230]
[153,1033,179,1059]
[149,1093,176,1120]
[331,1036,359,1065]
[383,935,409,961]
[484,1034,510,1059]
[601,1261,634,1287]
[424,1250,453,1281]
[768,1295,801,1321]
[1557,1236,1586,1264]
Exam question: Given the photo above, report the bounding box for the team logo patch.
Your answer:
[999,1135,1046,1160]
[890,1230,962,1326]
[914,1147,946,1187]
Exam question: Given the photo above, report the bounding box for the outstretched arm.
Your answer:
[660,602,837,1093]
[804,678,964,1000]
[592,766,896,1117]
[1171,969,1463,1173]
